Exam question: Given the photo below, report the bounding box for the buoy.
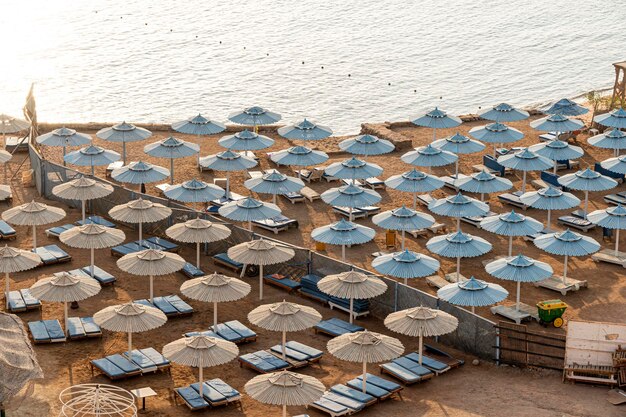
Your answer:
[302,61,305,64]
[348,74,351,77]
[414,89,417,93]
[388,82,391,86]
[321,66,324,69]
[219,41,222,44]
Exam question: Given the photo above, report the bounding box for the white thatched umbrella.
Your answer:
[248,301,322,360]
[227,239,295,300]
[60,224,125,278]
[30,272,101,335]
[52,176,114,221]
[2,201,66,249]
[317,271,387,324]
[0,246,42,308]
[109,198,172,241]
[328,330,404,393]
[59,384,137,417]
[93,302,167,355]
[166,219,231,268]
[245,370,325,417]
[384,306,458,365]
[163,335,239,396]
[117,249,185,303]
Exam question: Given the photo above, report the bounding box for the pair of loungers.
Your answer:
[175,378,241,411]
[28,317,102,343]
[340,178,385,190]
[497,192,530,210]
[181,262,205,279]
[239,342,324,373]
[6,289,41,313]
[300,275,370,318]
[91,348,170,380]
[461,210,498,228]
[332,206,380,219]
[134,296,193,317]
[111,237,180,257]
[252,215,299,234]
[314,318,365,337]
[47,216,117,238]
[604,191,626,206]
[32,244,71,265]
[263,274,301,293]
[206,193,246,214]
[58,266,116,286]
[0,220,16,240]
[184,320,257,344]
[212,252,257,277]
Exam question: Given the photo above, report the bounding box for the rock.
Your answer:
[472,359,480,366]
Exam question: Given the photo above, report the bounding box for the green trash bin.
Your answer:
[536,299,567,328]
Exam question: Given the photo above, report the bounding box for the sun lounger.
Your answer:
[186,379,241,408]
[280,191,305,204]
[263,274,301,292]
[0,220,16,240]
[135,296,193,317]
[294,168,324,183]
[33,245,71,265]
[557,215,596,232]
[45,223,76,238]
[604,191,626,206]
[346,377,393,401]
[495,146,525,156]
[497,192,529,210]
[181,262,205,279]
[359,206,381,217]
[300,186,321,202]
[461,210,497,228]
[483,155,511,177]
[540,171,569,191]
[341,179,364,187]
[214,320,257,343]
[424,344,465,368]
[332,206,367,219]
[146,236,179,251]
[80,265,116,285]
[365,177,385,190]
[311,391,367,417]
[110,242,144,257]
[322,171,339,182]
[91,355,141,380]
[77,215,117,228]
[441,173,471,191]
[416,193,435,207]
[212,252,244,273]
[270,343,323,364]
[314,318,365,337]
[329,384,377,407]
[238,350,291,373]
[184,329,220,338]
[209,192,245,208]
[380,356,434,384]
[7,289,41,312]
[67,317,102,339]
[355,374,402,396]
[5,136,28,153]
[300,275,370,316]
[405,352,450,374]
[595,162,625,183]
[252,215,299,234]
[124,348,170,373]
[106,161,124,177]
[176,386,210,410]
[285,341,324,360]
[28,319,67,344]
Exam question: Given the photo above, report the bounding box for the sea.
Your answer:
[1,0,624,135]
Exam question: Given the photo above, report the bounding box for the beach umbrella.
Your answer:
[339,134,395,156]
[248,300,322,360]
[200,150,258,198]
[244,169,305,204]
[497,148,553,193]
[96,122,152,164]
[594,108,626,129]
[432,133,485,177]
[52,176,114,221]
[180,272,251,328]
[30,272,100,336]
[534,229,600,286]
[479,103,529,122]
[401,144,458,171]
[218,197,281,231]
[163,336,238,397]
[64,144,121,175]
[228,239,295,300]
[469,122,524,157]
[324,157,383,180]
[600,155,626,175]
[60,224,125,278]
[543,98,589,116]
[218,129,274,151]
[117,249,186,303]
[36,127,91,165]
[0,246,41,309]
[529,140,584,174]
[320,184,381,221]
[93,302,167,355]
[455,170,513,201]
[229,106,281,132]
[480,210,544,257]
[166,218,231,268]
[318,271,387,324]
[144,137,200,184]
[372,206,435,249]
[0,150,11,164]
[311,219,376,262]
[0,113,29,140]
[270,146,329,167]
[109,198,172,241]
[172,114,226,135]
[163,178,225,210]
[427,231,492,282]
[520,186,580,231]
[384,306,457,365]
[588,204,626,257]
[58,384,137,417]
[2,201,66,249]
[277,118,332,141]
[245,371,325,417]
[111,161,170,189]
[385,169,444,209]
[327,330,403,392]
[558,168,618,218]
[428,193,489,231]
[411,107,461,141]
[588,128,626,157]
[530,114,584,140]
[372,250,440,285]
[485,254,553,312]
[438,276,508,313]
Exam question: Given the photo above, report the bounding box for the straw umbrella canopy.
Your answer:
[163,336,238,397]
[529,140,584,174]
[530,114,584,142]
[64,144,121,175]
[372,205,435,250]
[321,184,381,221]
[327,330,404,392]
[594,108,626,129]
[479,103,529,122]
[427,231,492,281]
[172,114,226,135]
[432,133,485,177]
[52,176,114,221]
[244,169,305,204]
[248,300,322,359]
[480,210,544,257]
[311,219,376,262]
[485,254,553,312]
[144,137,200,184]
[228,239,295,300]
[318,271,387,324]
[469,122,524,157]
[324,157,383,180]
[534,229,600,286]
[180,272,251,328]
[277,118,332,141]
[401,144,458,171]
[411,107,461,141]
[218,197,281,231]
[428,193,489,231]
[384,306,458,365]
[36,127,92,165]
[520,186,580,231]
[270,145,329,167]
[30,272,101,335]
[245,370,325,417]
[109,198,172,241]
[438,276,508,313]
[600,154,626,175]
[558,168,618,218]
[96,122,152,164]
[60,223,125,277]
[543,98,589,116]
[163,178,225,210]
[0,246,41,308]
[94,302,167,355]
[497,148,553,193]
[587,205,626,257]
[455,169,513,201]
[385,169,444,209]
[2,201,66,249]
[58,384,137,417]
[588,128,626,157]
[166,218,231,268]
[372,250,440,285]
[199,150,258,198]
[111,161,170,188]
[117,249,186,303]
[218,129,274,151]
[229,106,281,132]
[339,134,395,156]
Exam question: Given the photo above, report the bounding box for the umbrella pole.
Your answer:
[480,192,485,202]
[341,245,346,262]
[547,209,552,232]
[516,281,521,312]
[32,225,37,250]
[5,272,9,309]
[170,158,174,185]
[199,365,204,396]
[248,220,252,231]
[349,297,354,324]
[259,264,263,300]
[282,330,287,360]
[226,172,230,199]
[553,160,558,174]
[521,171,527,194]
[616,228,620,257]
[418,332,423,365]
[196,242,201,269]
[63,146,66,167]
[273,194,277,205]
[562,255,568,285]
[413,193,417,210]
[493,144,496,159]
[362,360,367,393]
[404,278,408,285]
[213,301,218,329]
[91,164,95,176]
[455,160,459,178]
[456,217,460,232]
[149,275,154,303]
[456,255,461,282]
[471,306,475,313]
[139,222,143,242]
[123,142,127,165]
[401,230,405,250]
[90,248,95,277]
[283,404,287,417]
[81,200,86,222]
[128,332,132,356]
[508,236,513,258]
[64,301,68,336]
[583,190,589,219]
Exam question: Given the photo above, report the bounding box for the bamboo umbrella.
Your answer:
[0,246,41,308]
[52,177,114,221]
[109,198,171,241]
[2,201,66,249]
[166,219,231,268]
[59,224,125,278]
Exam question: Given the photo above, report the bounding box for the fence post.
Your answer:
[393,281,398,312]
[495,325,501,365]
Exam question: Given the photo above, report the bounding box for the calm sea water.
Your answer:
[1,0,624,134]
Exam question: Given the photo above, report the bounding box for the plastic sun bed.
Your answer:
[603,191,626,206]
[0,220,16,240]
[144,237,179,252]
[380,356,435,385]
[106,161,124,176]
[32,245,71,265]
[424,344,465,368]
[110,242,144,257]
[282,192,306,204]
[416,193,436,207]
[181,262,205,279]
[186,379,241,409]
[184,320,257,343]
[300,186,321,202]
[252,215,299,234]
[7,289,42,313]
[263,274,301,293]
[314,318,365,337]
[270,342,324,365]
[345,376,395,401]
[461,211,498,229]
[238,350,291,373]
[212,252,244,273]
[595,162,625,183]
[329,384,377,407]
[66,317,102,340]
[364,177,385,190]
[355,374,403,396]
[27,319,67,344]
[441,173,471,191]
[79,265,116,285]
[404,352,451,375]
[557,215,596,232]
[76,215,117,228]
[45,223,76,238]
[310,392,367,417]
[134,295,193,317]
[176,386,210,411]
[497,193,530,210]
[332,206,367,219]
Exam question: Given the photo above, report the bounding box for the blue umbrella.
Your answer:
[588,128,626,157]
[372,205,435,249]
[339,134,395,156]
[171,114,226,135]
[163,179,225,204]
[401,144,458,170]
[244,169,305,204]
[199,150,258,198]
[372,250,440,285]
[64,145,121,175]
[427,231,492,281]
[36,127,92,165]
[432,133,485,177]
[411,107,461,142]
[497,148,553,193]
[534,229,600,286]
[218,129,275,151]
[277,118,332,141]
[270,146,329,167]
[479,103,529,123]
[594,108,626,129]
[321,184,381,220]
[543,98,589,116]
[558,168,618,218]
[324,157,383,180]
[228,106,281,131]
[469,122,524,157]
[428,193,489,230]
[111,161,169,185]
[588,204,626,257]
[600,155,626,175]
[218,197,281,230]
[480,210,543,257]
[455,170,512,201]
[530,114,584,135]
[528,140,584,174]
[519,186,580,231]
[144,137,200,184]
[311,219,375,261]
[96,122,152,164]
[385,169,444,209]
[437,276,508,313]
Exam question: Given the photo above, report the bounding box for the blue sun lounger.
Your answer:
[188,379,241,408]
[92,349,167,380]
[404,352,450,374]
[380,356,435,384]
[497,192,530,210]
[314,318,365,337]
[285,341,324,361]
[355,374,403,396]
[143,237,180,252]
[214,320,257,343]
[346,377,394,401]
[0,220,16,240]
[33,245,71,265]
[77,215,116,228]
[329,385,377,407]
[212,252,244,273]
[263,274,301,293]
[184,329,220,338]
[595,162,625,183]
[332,206,367,219]
[604,191,626,206]
[175,386,210,411]
[135,295,193,317]
[79,265,116,285]
[252,215,299,234]
[557,215,596,232]
[181,262,205,279]
[124,348,170,373]
[28,319,67,344]
[45,223,75,238]
[238,350,291,373]
[282,192,306,204]
[7,289,41,312]
[67,317,102,339]
[110,242,144,257]
[311,392,367,417]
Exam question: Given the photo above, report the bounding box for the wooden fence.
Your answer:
[496,321,566,370]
